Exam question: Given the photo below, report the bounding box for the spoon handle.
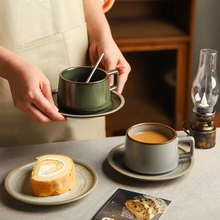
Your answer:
[86,53,104,83]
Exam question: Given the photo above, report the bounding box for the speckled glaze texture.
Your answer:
[57,67,119,113]
[124,122,195,174]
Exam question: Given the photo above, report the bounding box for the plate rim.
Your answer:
[53,90,125,118]
[107,143,194,181]
[4,160,98,205]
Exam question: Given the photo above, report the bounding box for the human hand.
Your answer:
[89,35,131,94]
[0,47,67,123]
[83,0,131,94]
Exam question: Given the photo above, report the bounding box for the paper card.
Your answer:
[91,188,171,220]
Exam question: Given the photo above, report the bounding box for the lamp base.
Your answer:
[189,127,216,149]
[189,110,216,149]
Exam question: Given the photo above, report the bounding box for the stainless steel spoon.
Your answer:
[85,53,104,83]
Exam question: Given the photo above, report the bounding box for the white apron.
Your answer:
[0,0,106,147]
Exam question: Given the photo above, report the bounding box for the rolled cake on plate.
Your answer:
[31,154,76,197]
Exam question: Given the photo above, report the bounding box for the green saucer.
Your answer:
[52,90,125,118]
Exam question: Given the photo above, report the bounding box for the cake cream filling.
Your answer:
[38,158,66,177]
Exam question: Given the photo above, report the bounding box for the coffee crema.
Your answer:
[130,131,170,143]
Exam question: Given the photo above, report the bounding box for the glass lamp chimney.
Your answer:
[191,49,219,113]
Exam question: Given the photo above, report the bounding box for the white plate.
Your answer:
[4,160,98,205]
[108,144,194,181]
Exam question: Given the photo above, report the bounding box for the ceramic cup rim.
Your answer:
[59,66,108,85]
[126,122,177,145]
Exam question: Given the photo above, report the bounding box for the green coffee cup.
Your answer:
[57,66,119,113]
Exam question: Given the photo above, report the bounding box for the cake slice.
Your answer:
[30,154,76,197]
[125,195,167,220]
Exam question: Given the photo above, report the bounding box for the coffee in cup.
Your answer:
[57,66,119,113]
[124,122,195,174]
[130,131,170,143]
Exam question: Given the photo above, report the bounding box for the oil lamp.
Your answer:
[183,49,220,149]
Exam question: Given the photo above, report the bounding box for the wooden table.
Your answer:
[0,128,219,220]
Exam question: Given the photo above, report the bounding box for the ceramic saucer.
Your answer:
[5,160,98,205]
[52,90,124,118]
[108,144,194,181]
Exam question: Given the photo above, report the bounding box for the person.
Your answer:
[0,0,131,147]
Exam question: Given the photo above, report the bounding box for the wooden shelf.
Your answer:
[108,17,189,46]
[105,0,195,136]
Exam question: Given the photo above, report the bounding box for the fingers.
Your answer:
[32,91,67,123]
[89,43,131,94]
[16,89,66,123]
[22,102,56,123]
[104,55,131,94]
[40,80,58,109]
[27,78,66,123]
[116,70,129,94]
[3,52,67,123]
[117,63,131,93]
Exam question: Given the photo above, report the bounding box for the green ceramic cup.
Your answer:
[57,66,119,113]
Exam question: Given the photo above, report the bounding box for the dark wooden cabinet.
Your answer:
[106,0,196,136]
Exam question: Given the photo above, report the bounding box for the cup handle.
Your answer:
[108,70,119,91]
[178,136,195,159]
